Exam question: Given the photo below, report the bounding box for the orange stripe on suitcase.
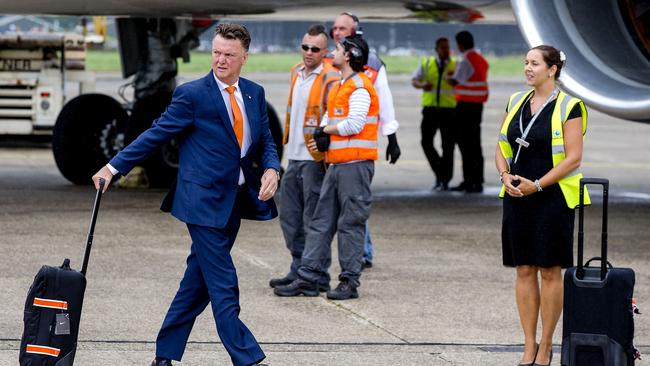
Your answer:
[25,344,61,357]
[33,297,68,310]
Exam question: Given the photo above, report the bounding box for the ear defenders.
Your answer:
[329,11,361,39]
[340,37,366,66]
[348,46,362,59]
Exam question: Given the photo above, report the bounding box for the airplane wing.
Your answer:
[1,0,648,187]
[2,0,648,122]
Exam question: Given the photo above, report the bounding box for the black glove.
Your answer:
[314,127,330,152]
[386,133,401,164]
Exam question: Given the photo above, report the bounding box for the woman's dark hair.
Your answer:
[530,45,566,79]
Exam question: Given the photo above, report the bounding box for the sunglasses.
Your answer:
[301,44,322,53]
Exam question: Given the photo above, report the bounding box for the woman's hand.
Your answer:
[510,175,538,197]
[502,173,523,197]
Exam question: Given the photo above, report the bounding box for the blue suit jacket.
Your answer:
[109,72,281,229]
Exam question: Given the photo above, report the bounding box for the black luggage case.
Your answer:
[19,180,104,366]
[561,178,636,366]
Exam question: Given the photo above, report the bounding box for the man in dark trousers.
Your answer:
[446,30,489,193]
[274,35,379,300]
[412,37,457,190]
[92,23,278,366]
[326,12,401,269]
[269,24,339,291]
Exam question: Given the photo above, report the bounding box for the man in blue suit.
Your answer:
[92,23,278,366]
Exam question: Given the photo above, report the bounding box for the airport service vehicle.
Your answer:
[0,33,94,136]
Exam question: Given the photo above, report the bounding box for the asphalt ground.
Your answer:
[1,72,649,365]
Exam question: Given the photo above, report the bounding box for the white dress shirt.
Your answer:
[374,66,399,136]
[286,63,323,161]
[213,73,251,185]
[452,49,477,85]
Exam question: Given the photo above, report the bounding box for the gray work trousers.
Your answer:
[279,160,328,281]
[298,160,374,288]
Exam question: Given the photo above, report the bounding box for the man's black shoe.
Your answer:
[318,281,331,292]
[269,275,294,288]
[151,358,173,366]
[433,180,449,191]
[465,184,483,193]
[361,260,373,270]
[449,182,467,192]
[273,278,319,297]
[326,280,359,300]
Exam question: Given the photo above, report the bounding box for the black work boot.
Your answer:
[326,280,359,300]
[273,278,319,297]
[269,275,294,288]
[318,280,331,292]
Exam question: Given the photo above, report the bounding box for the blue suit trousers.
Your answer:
[155,193,265,366]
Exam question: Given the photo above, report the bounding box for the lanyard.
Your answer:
[513,89,558,164]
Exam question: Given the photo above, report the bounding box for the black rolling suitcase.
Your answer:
[561,178,638,366]
[19,179,105,366]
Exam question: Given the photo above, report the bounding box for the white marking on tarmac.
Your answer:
[322,300,410,344]
[618,192,650,201]
[232,247,273,270]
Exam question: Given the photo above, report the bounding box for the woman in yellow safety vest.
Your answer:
[495,45,588,366]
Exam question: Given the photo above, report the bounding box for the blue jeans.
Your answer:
[364,220,373,263]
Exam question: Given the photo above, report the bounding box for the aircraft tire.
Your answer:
[53,94,127,185]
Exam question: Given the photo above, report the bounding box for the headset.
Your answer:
[340,37,368,71]
[329,12,363,39]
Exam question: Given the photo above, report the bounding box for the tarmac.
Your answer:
[1,72,649,365]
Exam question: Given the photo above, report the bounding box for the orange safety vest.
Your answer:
[284,62,341,161]
[324,50,384,84]
[455,50,489,103]
[326,72,380,164]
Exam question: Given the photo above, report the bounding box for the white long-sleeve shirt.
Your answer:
[452,49,477,85]
[374,65,399,136]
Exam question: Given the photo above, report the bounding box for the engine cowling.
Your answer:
[512,0,650,122]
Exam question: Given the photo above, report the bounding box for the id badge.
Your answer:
[55,313,71,335]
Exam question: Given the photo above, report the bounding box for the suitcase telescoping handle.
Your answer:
[81,178,105,276]
[577,178,609,281]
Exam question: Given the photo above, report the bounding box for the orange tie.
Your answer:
[226,85,243,148]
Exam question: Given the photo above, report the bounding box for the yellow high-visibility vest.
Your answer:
[497,90,590,208]
[420,56,457,108]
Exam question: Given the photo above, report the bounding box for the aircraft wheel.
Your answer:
[53,94,127,185]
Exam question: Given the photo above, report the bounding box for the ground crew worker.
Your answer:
[274,35,378,300]
[269,25,339,292]
[326,11,400,269]
[412,37,457,190]
[447,30,489,193]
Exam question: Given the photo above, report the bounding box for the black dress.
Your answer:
[501,98,582,268]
